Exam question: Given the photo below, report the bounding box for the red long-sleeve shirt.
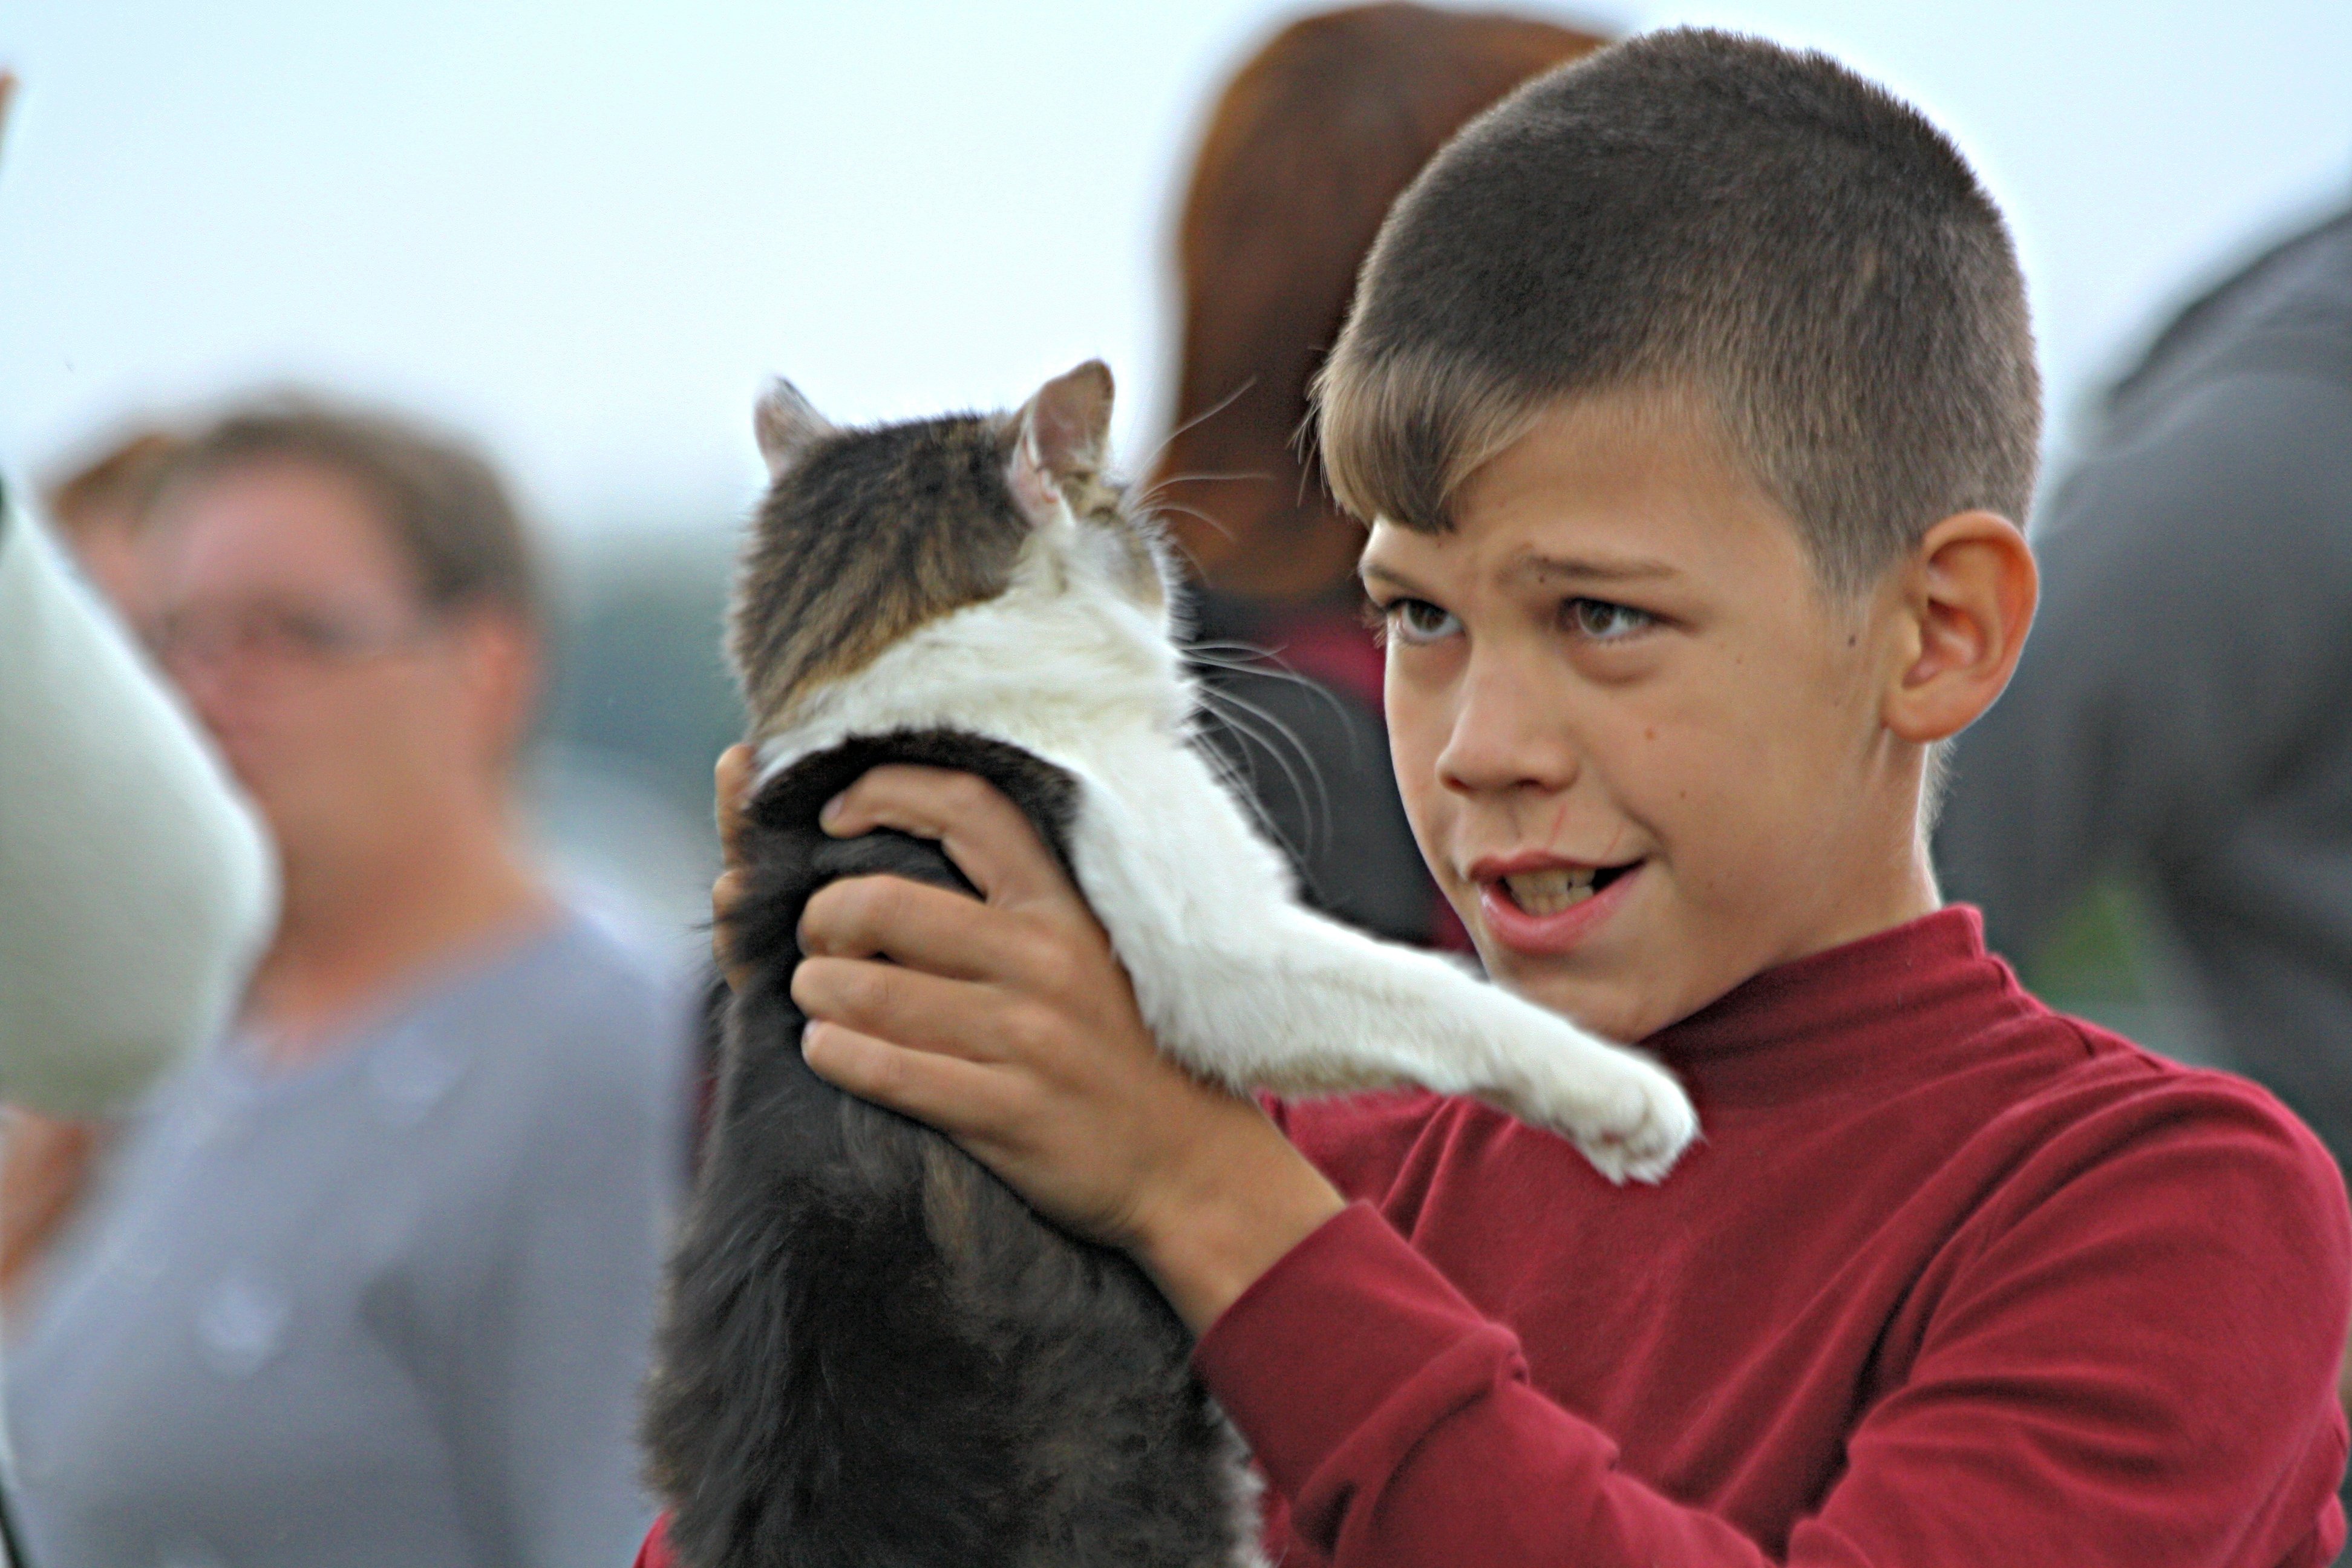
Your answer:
[1201,907,2351,1564]
[636,907,2350,1565]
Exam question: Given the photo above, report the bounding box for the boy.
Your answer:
[671,28,2351,1566]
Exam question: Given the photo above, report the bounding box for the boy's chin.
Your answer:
[1477,946,1661,1045]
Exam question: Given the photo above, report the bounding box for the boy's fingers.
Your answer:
[800,1019,1020,1138]
[711,868,752,991]
[716,744,756,866]
[800,874,1018,982]
[792,955,1010,1065]
[822,766,1071,908]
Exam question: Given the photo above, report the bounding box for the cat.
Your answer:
[642,361,1698,1568]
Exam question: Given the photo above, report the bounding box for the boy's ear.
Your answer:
[1880,511,2038,745]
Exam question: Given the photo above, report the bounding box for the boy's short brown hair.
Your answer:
[163,397,541,630]
[1316,27,2041,593]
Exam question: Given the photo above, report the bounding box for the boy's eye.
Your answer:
[1567,598,1654,641]
[1383,598,1462,645]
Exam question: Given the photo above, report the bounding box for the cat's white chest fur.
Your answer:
[756,574,1696,1185]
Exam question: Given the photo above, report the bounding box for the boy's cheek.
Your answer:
[1390,746,1456,881]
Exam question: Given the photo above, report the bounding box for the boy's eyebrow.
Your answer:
[1358,560,1426,593]
[1511,551,1679,586]
[1357,552,1679,595]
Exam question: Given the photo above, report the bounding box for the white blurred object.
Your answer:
[0,492,278,1116]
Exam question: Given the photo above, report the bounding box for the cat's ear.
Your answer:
[1006,360,1114,520]
[754,378,835,482]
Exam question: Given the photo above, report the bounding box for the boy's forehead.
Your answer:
[1361,391,1810,584]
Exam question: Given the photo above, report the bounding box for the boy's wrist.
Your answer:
[1128,1109,1347,1335]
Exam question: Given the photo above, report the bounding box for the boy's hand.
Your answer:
[713,748,1344,1331]
[711,745,758,993]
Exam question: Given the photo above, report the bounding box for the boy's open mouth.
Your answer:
[1499,863,1639,918]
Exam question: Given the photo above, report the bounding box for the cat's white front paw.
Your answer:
[1576,1053,1699,1183]
[1507,1037,1699,1184]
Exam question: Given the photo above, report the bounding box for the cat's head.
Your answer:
[728,361,1174,730]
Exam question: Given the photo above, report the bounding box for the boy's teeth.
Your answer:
[1504,867,1597,916]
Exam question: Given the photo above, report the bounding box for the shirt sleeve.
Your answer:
[0,494,277,1113]
[1195,1086,2350,1567]
[1934,370,2352,965]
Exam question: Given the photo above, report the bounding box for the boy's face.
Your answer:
[1362,391,1931,1042]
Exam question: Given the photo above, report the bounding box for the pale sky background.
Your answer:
[3,0,2349,554]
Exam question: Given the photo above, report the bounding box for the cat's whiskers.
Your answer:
[1133,468,1272,505]
[1190,683,1334,860]
[1185,642,1359,715]
[1135,497,1242,545]
[1186,711,1290,863]
[1129,379,1259,484]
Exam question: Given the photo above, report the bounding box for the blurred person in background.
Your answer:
[1154,2,1604,946]
[5,399,686,1568]
[1,428,188,1317]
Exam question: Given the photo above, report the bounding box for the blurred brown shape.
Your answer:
[45,428,187,632]
[1154,3,1606,602]
[45,429,184,534]
[0,1115,103,1317]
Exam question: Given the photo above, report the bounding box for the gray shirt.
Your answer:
[1938,204,2352,1161]
[5,910,686,1568]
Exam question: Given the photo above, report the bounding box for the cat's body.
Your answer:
[643,363,1697,1568]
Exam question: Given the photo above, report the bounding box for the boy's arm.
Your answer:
[1196,1097,2350,1566]
[779,762,2350,1567]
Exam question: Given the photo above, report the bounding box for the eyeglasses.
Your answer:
[149,603,437,676]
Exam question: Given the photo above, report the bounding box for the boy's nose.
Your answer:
[1436,656,1581,797]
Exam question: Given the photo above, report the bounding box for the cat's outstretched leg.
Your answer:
[1065,754,1699,1183]
[1160,901,1694,1183]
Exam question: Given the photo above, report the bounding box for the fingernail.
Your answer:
[800,1020,818,1054]
[818,794,846,829]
